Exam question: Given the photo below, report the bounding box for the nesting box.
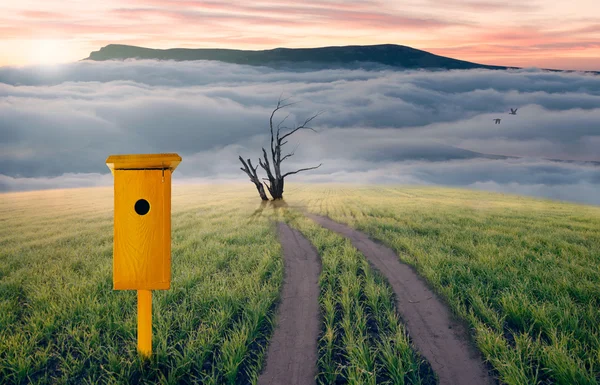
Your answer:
[106,153,181,290]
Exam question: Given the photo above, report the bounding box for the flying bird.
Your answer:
[509,108,518,115]
[493,118,501,124]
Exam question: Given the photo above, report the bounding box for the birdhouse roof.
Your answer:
[106,153,181,172]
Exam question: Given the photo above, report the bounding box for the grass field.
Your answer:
[286,184,600,385]
[1,183,599,384]
[283,209,434,385]
[0,186,283,384]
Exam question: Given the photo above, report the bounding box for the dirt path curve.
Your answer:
[306,213,495,385]
[257,222,321,385]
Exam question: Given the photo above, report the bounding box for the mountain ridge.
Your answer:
[84,43,599,73]
[85,43,514,70]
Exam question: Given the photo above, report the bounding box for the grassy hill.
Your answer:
[1,184,599,384]
[85,44,515,71]
[84,44,600,73]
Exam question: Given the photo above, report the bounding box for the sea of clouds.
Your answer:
[0,59,599,205]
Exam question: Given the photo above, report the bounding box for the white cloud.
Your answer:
[1,59,599,205]
[0,173,112,192]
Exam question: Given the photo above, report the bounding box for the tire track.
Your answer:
[257,222,321,385]
[306,213,495,385]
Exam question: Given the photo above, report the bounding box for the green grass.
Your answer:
[2,183,600,384]
[282,209,433,385]
[286,184,600,385]
[0,186,283,384]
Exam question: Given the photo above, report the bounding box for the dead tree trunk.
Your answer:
[259,96,323,200]
[239,156,269,200]
[239,95,323,200]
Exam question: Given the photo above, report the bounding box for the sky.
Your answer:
[0,0,600,70]
[1,60,599,205]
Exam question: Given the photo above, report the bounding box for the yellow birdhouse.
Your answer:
[106,153,181,291]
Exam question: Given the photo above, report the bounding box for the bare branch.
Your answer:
[283,163,322,178]
[277,113,291,131]
[281,143,299,162]
[298,110,325,128]
[259,147,276,198]
[279,101,299,109]
[276,113,291,148]
[260,148,272,174]
[239,156,261,181]
[279,111,324,142]
[279,126,314,142]
[263,181,272,192]
[241,97,324,200]
[269,97,300,164]
[277,93,295,107]
[247,159,260,173]
[258,158,268,175]
[239,155,269,200]
[239,156,252,176]
[269,115,275,163]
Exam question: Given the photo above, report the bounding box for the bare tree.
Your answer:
[239,156,269,200]
[239,95,323,200]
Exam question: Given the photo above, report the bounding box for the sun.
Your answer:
[28,39,71,65]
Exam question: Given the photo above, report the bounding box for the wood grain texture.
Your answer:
[113,169,172,290]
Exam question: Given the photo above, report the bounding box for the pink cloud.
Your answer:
[189,35,285,45]
[311,9,463,29]
[526,56,600,71]
[425,43,600,70]
[0,26,27,39]
[7,21,170,38]
[434,0,541,12]
[109,5,458,31]
[0,0,598,70]
[109,8,311,27]
[572,24,600,34]
[535,41,600,50]
[128,0,380,12]
[20,10,67,19]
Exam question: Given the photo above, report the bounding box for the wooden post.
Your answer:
[137,289,152,357]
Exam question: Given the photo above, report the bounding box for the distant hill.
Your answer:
[85,43,520,71]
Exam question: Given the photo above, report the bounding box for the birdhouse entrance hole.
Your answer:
[135,199,150,215]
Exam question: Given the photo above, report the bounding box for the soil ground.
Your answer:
[257,222,322,385]
[306,213,495,385]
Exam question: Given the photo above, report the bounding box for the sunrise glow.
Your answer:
[26,39,73,65]
[1,0,599,70]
